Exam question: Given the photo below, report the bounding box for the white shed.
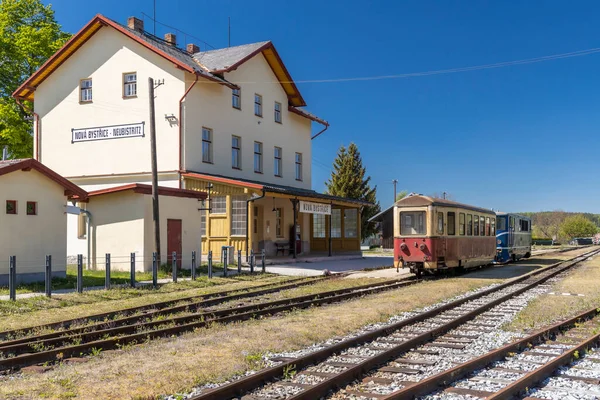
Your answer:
[0,159,88,285]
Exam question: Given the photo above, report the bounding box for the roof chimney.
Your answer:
[164,33,177,46]
[187,43,200,53]
[127,17,144,32]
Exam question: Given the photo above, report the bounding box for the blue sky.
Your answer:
[45,0,600,213]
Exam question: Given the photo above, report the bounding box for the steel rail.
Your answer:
[382,307,600,399]
[189,249,599,400]
[0,275,327,341]
[0,278,418,371]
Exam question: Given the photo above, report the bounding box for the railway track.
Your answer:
[0,277,418,372]
[0,275,327,341]
[184,248,600,400]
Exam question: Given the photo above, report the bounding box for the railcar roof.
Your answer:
[495,212,531,219]
[395,195,495,215]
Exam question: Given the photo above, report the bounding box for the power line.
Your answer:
[230,46,600,85]
[140,12,216,50]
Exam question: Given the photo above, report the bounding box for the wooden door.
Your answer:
[167,219,182,269]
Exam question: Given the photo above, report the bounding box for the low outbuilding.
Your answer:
[0,159,88,285]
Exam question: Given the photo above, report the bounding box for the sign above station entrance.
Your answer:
[299,200,331,215]
[71,122,145,143]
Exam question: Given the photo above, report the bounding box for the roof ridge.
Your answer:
[197,40,271,55]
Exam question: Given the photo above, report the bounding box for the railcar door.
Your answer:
[508,216,514,257]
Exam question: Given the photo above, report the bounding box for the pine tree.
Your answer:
[325,143,381,239]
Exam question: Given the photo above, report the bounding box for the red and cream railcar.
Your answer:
[394,195,496,277]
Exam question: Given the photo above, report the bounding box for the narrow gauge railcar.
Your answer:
[394,195,496,277]
[495,213,532,263]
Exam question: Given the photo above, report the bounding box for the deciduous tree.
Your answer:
[395,190,408,202]
[559,215,598,240]
[326,143,380,239]
[0,0,69,157]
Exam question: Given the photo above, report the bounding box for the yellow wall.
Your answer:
[0,169,68,277]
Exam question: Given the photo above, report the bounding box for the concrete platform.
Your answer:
[261,256,395,277]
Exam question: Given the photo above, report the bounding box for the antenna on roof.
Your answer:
[153,0,156,34]
[228,16,231,47]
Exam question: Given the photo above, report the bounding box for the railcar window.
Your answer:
[473,215,479,236]
[491,219,496,235]
[437,212,444,234]
[485,217,490,236]
[448,212,456,235]
[497,217,506,231]
[517,218,521,231]
[459,213,465,235]
[400,211,425,235]
[520,219,530,232]
[467,214,473,235]
[480,216,485,236]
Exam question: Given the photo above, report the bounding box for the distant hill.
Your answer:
[518,211,600,240]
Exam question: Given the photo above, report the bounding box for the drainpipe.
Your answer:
[310,122,329,140]
[178,73,199,188]
[16,98,40,160]
[246,189,266,260]
[80,209,93,270]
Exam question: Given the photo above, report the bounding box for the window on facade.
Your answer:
[200,210,206,236]
[467,214,473,236]
[401,211,425,235]
[275,208,284,238]
[202,128,213,163]
[210,196,226,214]
[295,153,302,181]
[6,200,17,215]
[331,209,342,238]
[80,78,92,102]
[232,88,241,109]
[473,215,479,236]
[274,147,282,177]
[486,217,491,236]
[459,213,465,235]
[437,212,444,234]
[26,201,37,216]
[231,135,241,169]
[344,209,358,238]
[254,142,263,173]
[123,72,137,97]
[313,214,326,238]
[274,101,282,123]
[231,196,247,236]
[447,212,456,235]
[480,216,485,236]
[491,218,496,236]
[254,94,262,116]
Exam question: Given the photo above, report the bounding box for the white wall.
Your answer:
[183,54,313,189]
[0,170,68,282]
[143,194,202,271]
[85,191,146,271]
[34,26,185,178]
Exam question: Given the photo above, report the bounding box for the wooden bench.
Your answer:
[275,241,290,256]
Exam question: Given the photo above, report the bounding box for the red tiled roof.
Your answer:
[86,183,207,200]
[0,159,88,200]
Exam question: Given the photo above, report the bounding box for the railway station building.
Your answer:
[13,14,369,269]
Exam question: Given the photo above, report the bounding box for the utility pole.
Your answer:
[392,179,398,203]
[149,77,163,265]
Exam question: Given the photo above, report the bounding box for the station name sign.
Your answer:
[299,201,331,215]
[72,122,145,143]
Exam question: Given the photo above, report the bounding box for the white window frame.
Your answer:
[80,78,92,103]
[232,88,241,109]
[344,209,358,238]
[123,72,137,98]
[274,101,282,123]
[231,196,247,236]
[210,196,226,214]
[231,135,241,169]
[202,127,213,163]
[254,142,263,173]
[274,147,282,177]
[295,152,302,181]
[254,94,263,117]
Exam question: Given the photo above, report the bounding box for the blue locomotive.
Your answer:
[495,213,532,263]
